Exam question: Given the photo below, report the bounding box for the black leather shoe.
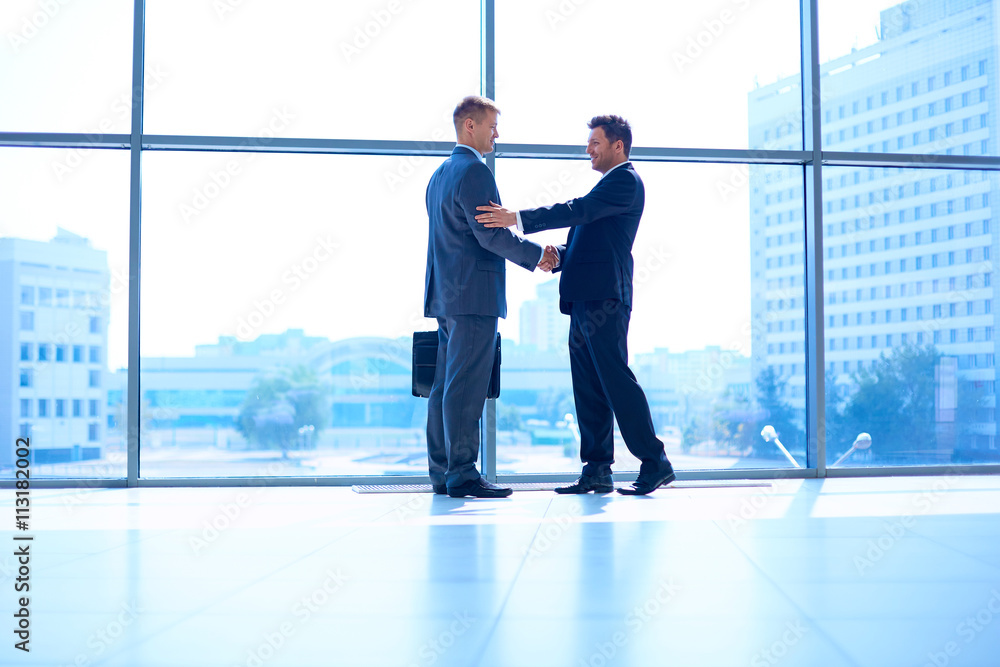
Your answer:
[555,474,614,494]
[432,483,448,495]
[618,462,675,496]
[447,477,513,498]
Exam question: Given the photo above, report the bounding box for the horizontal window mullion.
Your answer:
[822,151,1000,170]
[144,135,815,165]
[142,135,456,156]
[0,132,130,149]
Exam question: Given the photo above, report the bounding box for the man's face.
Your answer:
[471,110,499,155]
[586,126,622,174]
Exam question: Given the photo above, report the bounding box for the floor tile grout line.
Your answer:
[29,528,174,578]
[466,495,555,667]
[28,488,396,577]
[906,528,1000,573]
[775,485,1000,498]
[710,519,864,667]
[89,491,444,663]
[0,486,122,507]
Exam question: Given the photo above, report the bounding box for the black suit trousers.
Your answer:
[568,299,667,476]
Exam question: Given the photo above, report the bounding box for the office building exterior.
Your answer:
[0,229,110,465]
[750,0,999,456]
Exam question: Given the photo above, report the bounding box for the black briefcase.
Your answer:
[412,331,501,399]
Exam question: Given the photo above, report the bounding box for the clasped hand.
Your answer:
[538,245,559,272]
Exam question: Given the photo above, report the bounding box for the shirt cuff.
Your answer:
[515,211,524,232]
[536,244,545,266]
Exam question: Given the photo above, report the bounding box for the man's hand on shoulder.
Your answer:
[476,201,517,228]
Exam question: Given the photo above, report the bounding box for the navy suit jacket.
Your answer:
[424,146,542,319]
[519,162,644,314]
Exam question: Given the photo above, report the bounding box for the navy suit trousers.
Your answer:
[426,314,498,488]
[568,299,667,477]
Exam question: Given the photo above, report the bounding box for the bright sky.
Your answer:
[0,0,907,371]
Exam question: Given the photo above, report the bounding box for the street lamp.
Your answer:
[760,424,800,468]
[832,432,872,467]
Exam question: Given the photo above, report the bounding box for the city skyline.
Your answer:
[1,225,761,472]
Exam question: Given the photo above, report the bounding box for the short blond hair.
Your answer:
[453,96,500,133]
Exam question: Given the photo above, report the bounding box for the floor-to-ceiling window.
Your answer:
[1,0,997,483]
[0,0,133,479]
[816,0,999,467]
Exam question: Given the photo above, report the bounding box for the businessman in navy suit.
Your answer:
[424,96,557,498]
[476,115,675,495]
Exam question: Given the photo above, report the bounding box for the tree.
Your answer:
[681,417,707,453]
[497,403,522,432]
[824,368,849,461]
[752,367,803,459]
[237,365,329,456]
[534,389,575,426]
[955,379,992,461]
[838,344,939,463]
[710,389,756,454]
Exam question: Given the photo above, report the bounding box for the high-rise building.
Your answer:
[749,0,999,454]
[0,229,110,465]
[518,278,567,352]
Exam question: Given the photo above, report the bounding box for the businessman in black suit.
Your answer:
[424,96,557,498]
[476,115,674,495]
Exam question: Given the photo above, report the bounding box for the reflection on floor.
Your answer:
[3,475,1000,666]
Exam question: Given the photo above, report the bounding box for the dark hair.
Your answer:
[453,96,500,132]
[587,115,632,157]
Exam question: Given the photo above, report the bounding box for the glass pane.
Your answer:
[140,152,438,477]
[144,0,479,139]
[0,147,130,478]
[819,0,996,156]
[0,0,133,132]
[823,167,1000,467]
[497,0,802,150]
[497,159,808,473]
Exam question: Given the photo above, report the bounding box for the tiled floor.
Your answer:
[2,475,1000,666]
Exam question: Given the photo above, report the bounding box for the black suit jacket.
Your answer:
[519,162,644,314]
[424,146,542,318]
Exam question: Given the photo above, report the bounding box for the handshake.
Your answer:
[537,245,559,272]
[476,201,559,273]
